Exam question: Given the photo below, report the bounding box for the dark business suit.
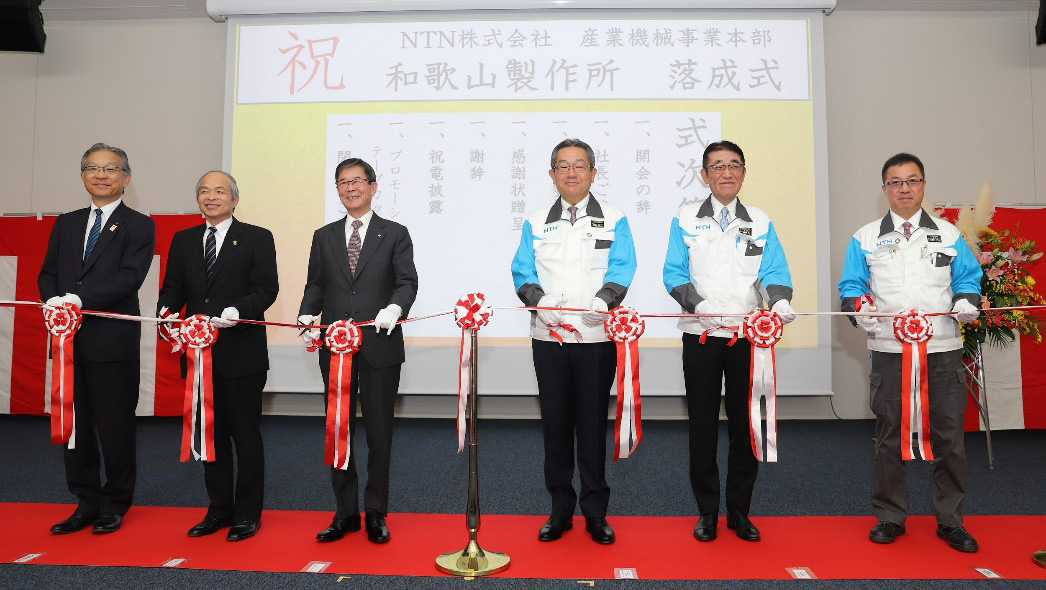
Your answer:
[299,214,418,518]
[38,201,156,517]
[157,218,278,523]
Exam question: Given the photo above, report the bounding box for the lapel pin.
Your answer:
[233,240,238,246]
[109,225,118,231]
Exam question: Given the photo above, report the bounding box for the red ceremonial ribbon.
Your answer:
[548,323,583,344]
[453,293,493,452]
[178,314,218,462]
[893,309,934,461]
[743,309,783,463]
[605,306,644,461]
[43,304,82,447]
[324,320,361,470]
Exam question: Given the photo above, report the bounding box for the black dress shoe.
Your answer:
[227,520,261,542]
[316,514,361,542]
[584,517,615,544]
[365,514,390,544]
[726,511,760,542]
[92,513,122,534]
[50,512,97,534]
[537,516,573,541]
[869,521,906,544]
[937,525,978,553]
[693,514,718,542]
[188,517,233,537]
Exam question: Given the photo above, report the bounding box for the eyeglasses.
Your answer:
[336,177,372,188]
[82,165,124,175]
[705,163,745,172]
[884,178,925,189]
[553,163,592,174]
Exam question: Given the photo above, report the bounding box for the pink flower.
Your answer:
[986,266,1004,282]
[1006,247,1029,264]
[977,251,994,265]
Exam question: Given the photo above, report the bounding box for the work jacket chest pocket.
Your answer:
[926,247,956,286]
[737,237,763,275]
[587,229,615,269]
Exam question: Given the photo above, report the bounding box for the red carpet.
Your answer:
[1,503,1043,580]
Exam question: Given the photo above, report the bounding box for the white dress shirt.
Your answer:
[82,198,123,257]
[202,216,234,258]
[344,210,374,249]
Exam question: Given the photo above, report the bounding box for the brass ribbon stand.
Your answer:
[435,330,510,576]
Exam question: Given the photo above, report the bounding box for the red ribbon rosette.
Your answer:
[893,309,934,461]
[325,320,362,470]
[453,293,492,452]
[743,309,783,462]
[178,314,218,462]
[44,304,82,447]
[605,306,645,460]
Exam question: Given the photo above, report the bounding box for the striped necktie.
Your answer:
[205,226,217,277]
[84,209,102,262]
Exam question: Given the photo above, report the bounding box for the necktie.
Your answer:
[902,221,912,240]
[205,226,217,277]
[347,219,363,274]
[84,209,102,262]
[718,207,730,231]
[568,206,577,225]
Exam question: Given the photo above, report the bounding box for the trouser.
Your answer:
[870,349,967,527]
[319,351,400,518]
[682,333,757,516]
[203,372,266,522]
[532,339,616,519]
[65,353,140,516]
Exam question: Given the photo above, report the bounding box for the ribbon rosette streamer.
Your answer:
[453,293,493,452]
[44,304,82,447]
[325,320,362,470]
[744,309,783,462]
[605,306,645,460]
[178,314,218,462]
[893,309,934,461]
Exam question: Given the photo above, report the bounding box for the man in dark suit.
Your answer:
[299,157,418,544]
[157,171,278,542]
[38,143,156,535]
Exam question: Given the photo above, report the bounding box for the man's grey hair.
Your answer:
[549,138,596,169]
[80,143,131,174]
[195,170,240,200]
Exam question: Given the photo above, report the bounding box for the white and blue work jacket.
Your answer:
[511,194,637,343]
[838,211,982,354]
[662,196,793,338]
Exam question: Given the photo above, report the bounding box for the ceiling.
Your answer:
[35,0,1040,21]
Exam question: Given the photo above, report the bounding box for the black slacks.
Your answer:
[532,339,616,519]
[203,372,266,523]
[870,349,967,526]
[65,352,140,516]
[319,350,400,518]
[682,333,757,516]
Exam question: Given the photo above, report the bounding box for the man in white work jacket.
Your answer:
[838,152,982,552]
[663,140,795,543]
[511,138,637,545]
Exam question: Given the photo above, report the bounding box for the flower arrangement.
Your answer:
[950,183,1045,358]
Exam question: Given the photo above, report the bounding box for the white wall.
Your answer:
[2,10,1044,418]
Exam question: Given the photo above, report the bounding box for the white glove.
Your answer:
[43,296,64,310]
[536,295,565,326]
[373,304,402,335]
[298,314,321,346]
[952,299,980,323]
[771,299,797,325]
[855,303,882,336]
[581,297,609,326]
[694,300,722,333]
[62,293,82,308]
[210,307,239,328]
